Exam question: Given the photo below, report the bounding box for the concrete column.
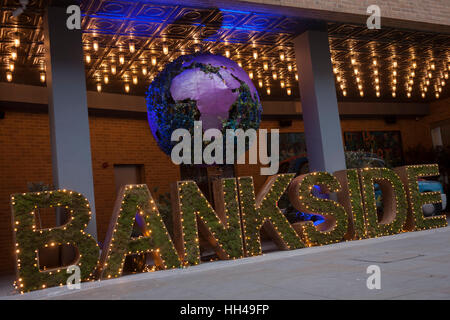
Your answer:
[44,6,97,239]
[293,29,346,173]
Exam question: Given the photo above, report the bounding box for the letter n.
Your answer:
[171,178,244,266]
[98,185,181,279]
[237,174,305,257]
[10,190,99,293]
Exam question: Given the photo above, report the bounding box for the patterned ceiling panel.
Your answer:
[0,0,448,103]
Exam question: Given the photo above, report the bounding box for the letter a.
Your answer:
[66,5,81,30]
[98,185,181,279]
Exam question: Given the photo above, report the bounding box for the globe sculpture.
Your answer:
[146,53,262,158]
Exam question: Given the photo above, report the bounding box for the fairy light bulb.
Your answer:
[287,64,292,72]
[354,68,359,75]
[359,91,364,97]
[393,78,397,84]
[375,77,379,84]
[407,92,411,98]
[132,75,138,85]
[40,72,46,83]
[286,87,292,95]
[93,41,99,52]
[279,51,285,61]
[441,80,446,86]
[295,73,299,81]
[253,49,258,60]
[351,58,356,65]
[11,50,17,60]
[124,83,130,93]
[263,61,268,71]
[280,80,285,88]
[392,91,396,97]
[111,65,116,75]
[336,75,341,82]
[258,79,263,88]
[9,63,14,72]
[376,91,380,97]
[119,55,125,65]
[333,67,338,74]
[272,71,277,80]
[412,61,417,69]
[14,37,20,47]
[237,61,242,67]
[129,42,135,53]
[431,62,435,70]
[162,43,169,55]
[436,92,440,98]
[374,69,378,75]
[249,71,253,79]
[85,54,91,64]
[225,49,230,58]
[422,92,426,98]
[97,82,102,92]
[6,71,12,82]
[343,89,347,96]
[392,70,397,76]
[372,59,377,66]
[266,87,271,95]
[393,61,398,68]
[104,74,109,84]
[151,56,157,66]
[142,66,147,76]
[358,84,363,90]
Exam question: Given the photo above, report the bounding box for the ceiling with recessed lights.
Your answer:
[1,0,449,102]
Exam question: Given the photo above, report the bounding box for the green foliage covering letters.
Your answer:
[98,185,181,279]
[290,172,348,246]
[237,174,305,256]
[175,179,244,266]
[344,169,367,239]
[10,165,449,293]
[360,168,408,237]
[10,190,99,293]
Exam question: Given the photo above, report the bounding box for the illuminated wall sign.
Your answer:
[10,164,447,293]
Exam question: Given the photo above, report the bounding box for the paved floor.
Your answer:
[2,225,450,300]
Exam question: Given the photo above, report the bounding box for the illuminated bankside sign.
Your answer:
[10,164,447,293]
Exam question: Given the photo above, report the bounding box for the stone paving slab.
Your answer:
[1,225,449,300]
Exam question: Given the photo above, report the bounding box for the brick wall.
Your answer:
[240,0,450,30]
[0,109,435,275]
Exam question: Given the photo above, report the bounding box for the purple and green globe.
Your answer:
[146,53,262,156]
